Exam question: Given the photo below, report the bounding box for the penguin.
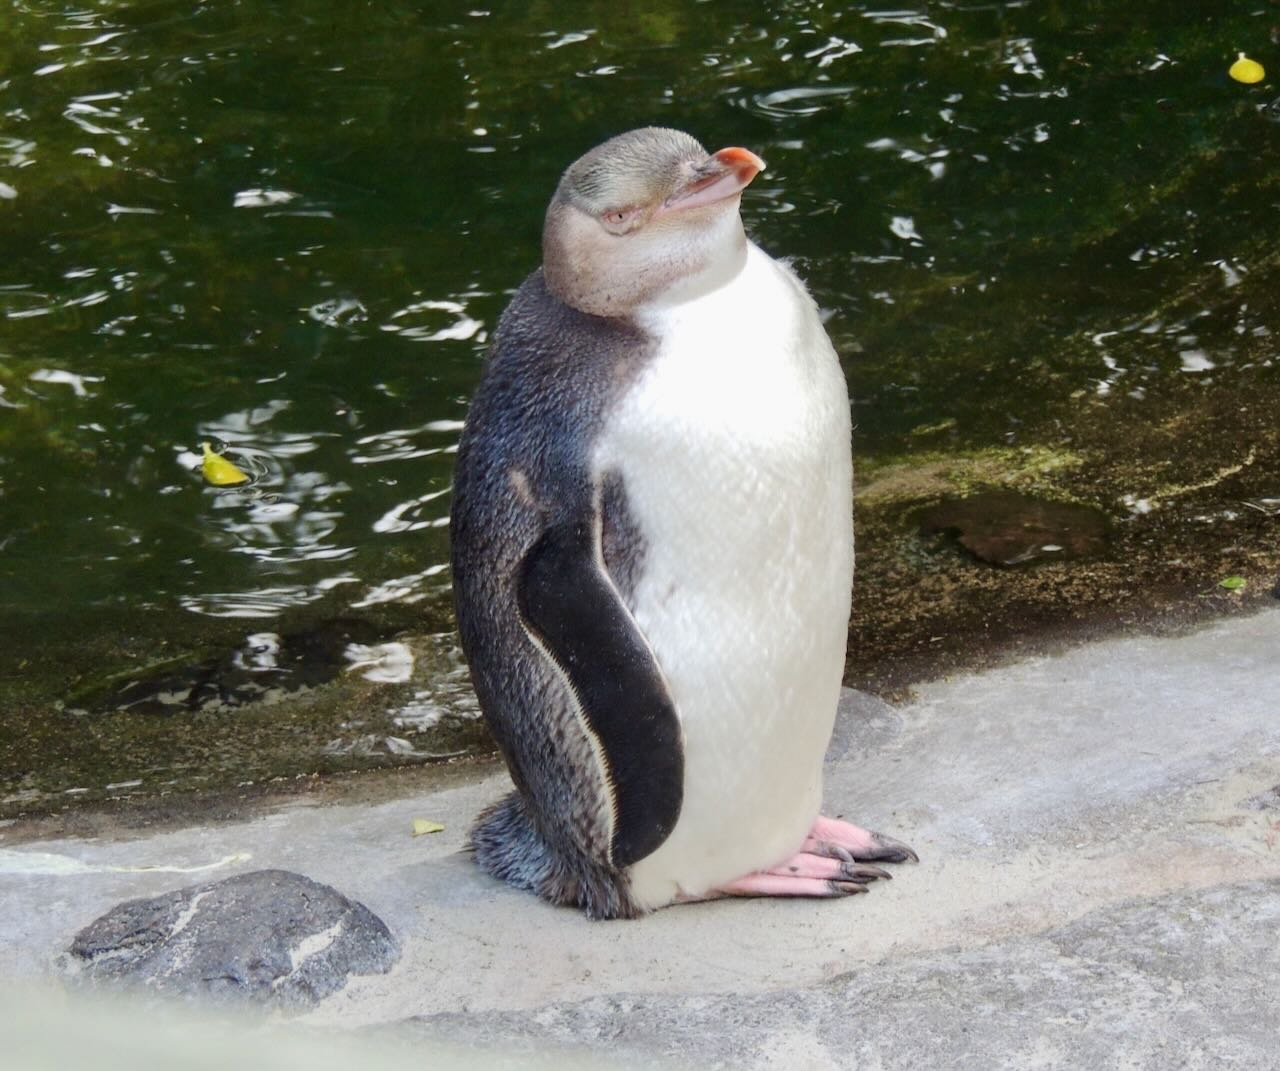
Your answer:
[450,127,916,919]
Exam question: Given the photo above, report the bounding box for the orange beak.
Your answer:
[660,146,767,214]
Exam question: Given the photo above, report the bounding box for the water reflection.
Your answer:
[752,85,857,118]
[803,37,863,68]
[64,92,134,140]
[234,189,300,209]
[68,618,431,716]
[3,0,1280,803]
[180,585,337,619]
[1,136,38,168]
[387,632,480,731]
[1001,38,1044,79]
[351,421,463,465]
[371,489,451,535]
[351,565,450,609]
[308,296,367,328]
[381,297,486,343]
[866,137,950,181]
[344,640,414,683]
[28,368,103,397]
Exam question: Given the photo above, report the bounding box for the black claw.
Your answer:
[817,841,855,863]
[812,836,919,866]
[841,863,892,882]
[866,831,920,864]
[828,880,869,896]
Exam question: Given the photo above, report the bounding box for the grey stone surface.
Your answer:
[1,986,635,1071]
[1,607,1277,1067]
[66,868,398,1009]
[403,879,1280,1070]
[824,687,905,763]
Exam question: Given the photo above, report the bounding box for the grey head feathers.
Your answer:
[556,127,707,215]
[542,126,762,318]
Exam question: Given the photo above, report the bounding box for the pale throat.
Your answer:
[639,214,750,313]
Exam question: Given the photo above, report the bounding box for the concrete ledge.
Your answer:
[1,607,1277,1067]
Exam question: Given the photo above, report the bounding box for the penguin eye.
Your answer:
[600,207,641,235]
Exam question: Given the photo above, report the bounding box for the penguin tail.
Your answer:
[469,790,644,920]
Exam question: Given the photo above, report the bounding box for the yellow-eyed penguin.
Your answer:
[450,127,916,919]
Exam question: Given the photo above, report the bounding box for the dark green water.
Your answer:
[3,1,1279,810]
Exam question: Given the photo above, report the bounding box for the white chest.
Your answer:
[598,243,851,571]
[593,243,855,907]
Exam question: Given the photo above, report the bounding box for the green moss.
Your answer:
[857,445,1085,507]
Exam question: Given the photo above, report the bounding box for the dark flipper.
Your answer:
[518,519,683,868]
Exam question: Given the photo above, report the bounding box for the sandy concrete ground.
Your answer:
[2,607,1278,1067]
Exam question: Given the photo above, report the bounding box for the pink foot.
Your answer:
[766,851,892,883]
[804,814,919,865]
[690,817,917,903]
[714,869,871,899]
[696,851,892,901]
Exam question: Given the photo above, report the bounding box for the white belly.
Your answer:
[593,243,854,909]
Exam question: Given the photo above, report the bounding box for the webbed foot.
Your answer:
[803,813,919,864]
[686,815,917,903]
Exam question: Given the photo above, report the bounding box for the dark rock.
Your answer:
[67,869,398,1010]
[918,490,1109,567]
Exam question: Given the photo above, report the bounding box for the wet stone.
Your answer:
[66,869,399,1010]
[917,491,1110,568]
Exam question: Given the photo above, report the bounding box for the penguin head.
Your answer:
[543,127,765,318]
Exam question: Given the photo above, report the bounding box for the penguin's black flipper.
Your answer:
[518,519,684,868]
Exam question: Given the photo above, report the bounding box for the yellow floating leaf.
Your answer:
[201,441,250,486]
[1229,53,1265,84]
[412,818,445,836]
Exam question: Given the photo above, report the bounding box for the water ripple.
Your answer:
[381,297,486,343]
[543,29,595,51]
[0,136,38,167]
[308,296,368,328]
[351,565,450,609]
[180,586,328,619]
[351,421,462,465]
[372,488,451,534]
[234,188,300,208]
[28,368,103,397]
[750,85,857,119]
[803,37,863,68]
